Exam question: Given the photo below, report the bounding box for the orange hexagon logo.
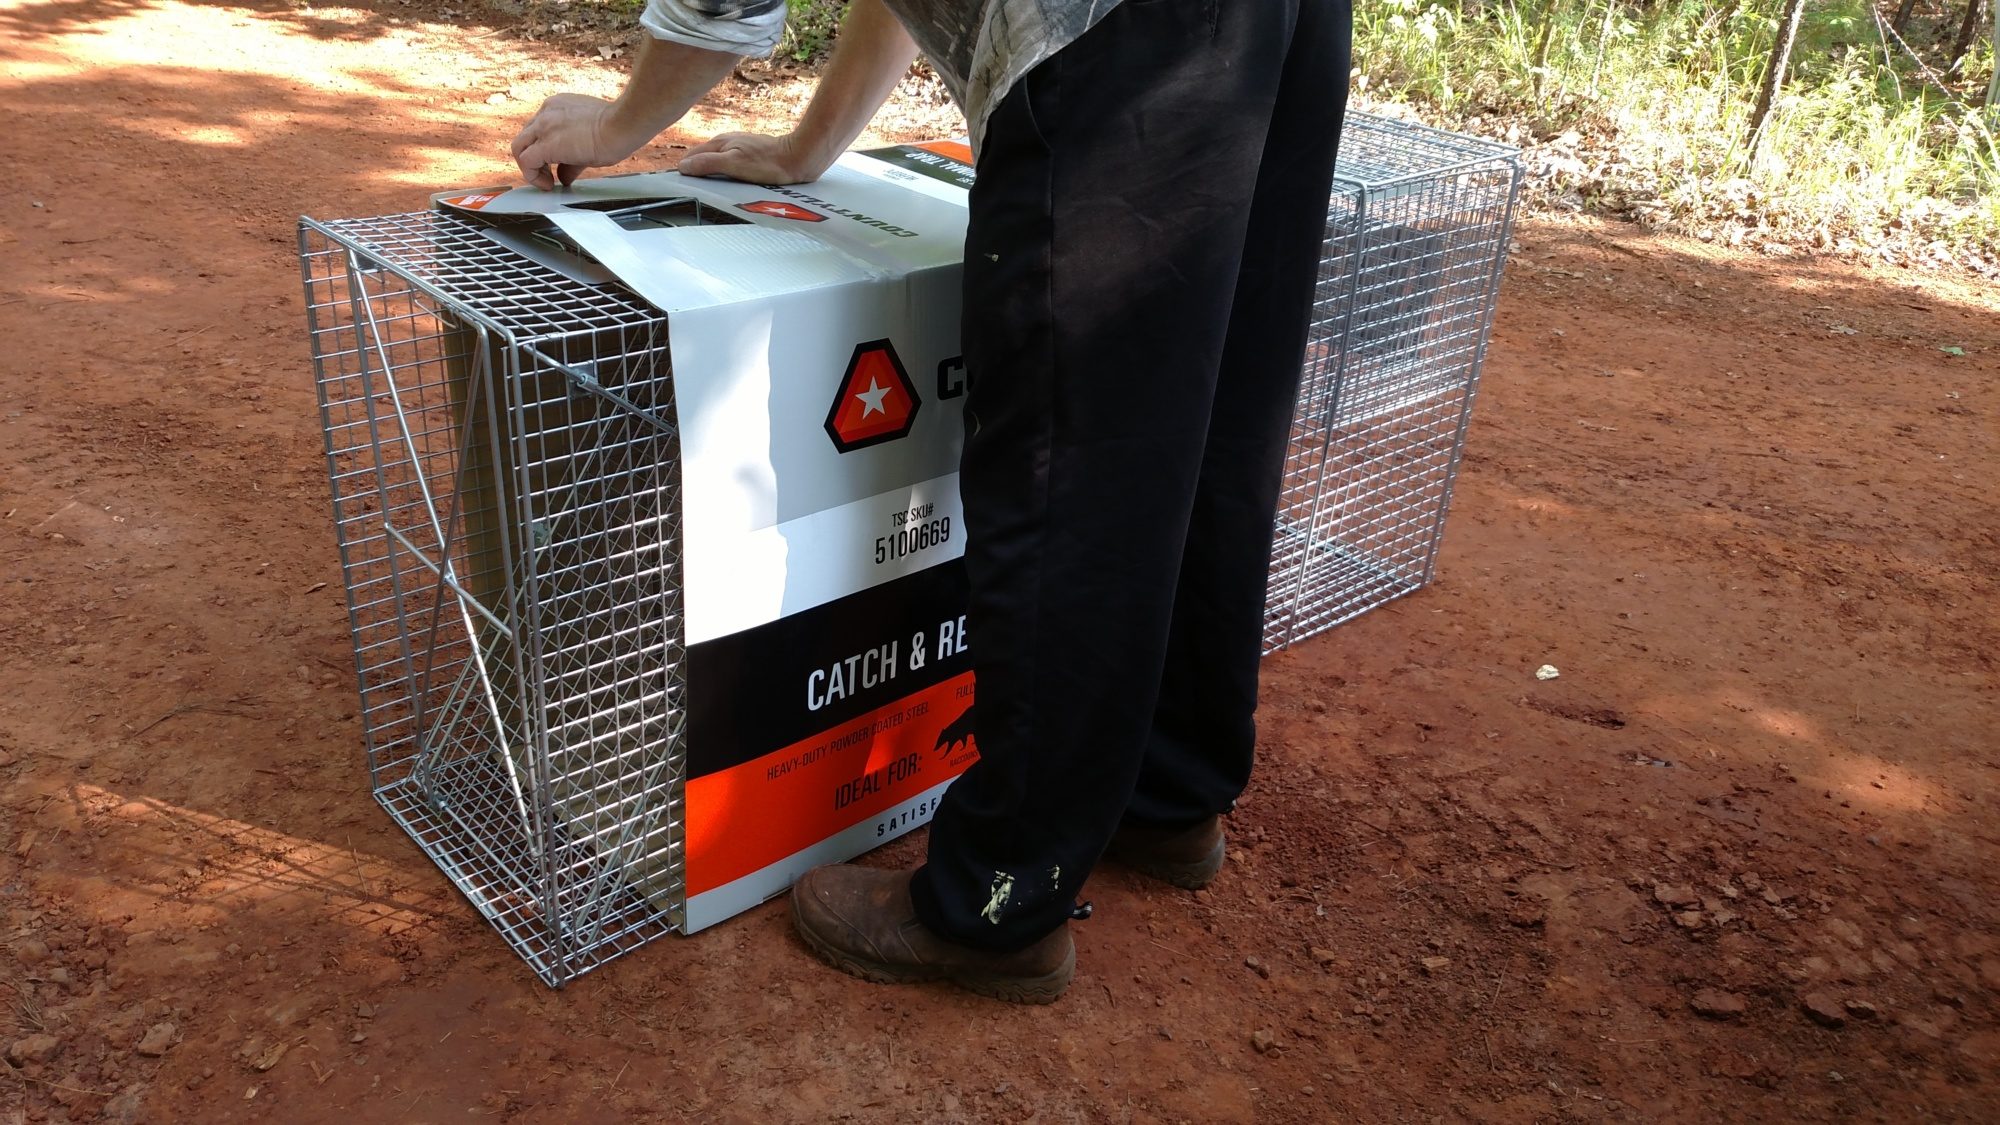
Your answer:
[825,340,921,453]
[740,199,826,222]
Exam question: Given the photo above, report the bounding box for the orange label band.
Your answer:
[684,671,978,896]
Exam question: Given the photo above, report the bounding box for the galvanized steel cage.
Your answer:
[1264,114,1522,651]
[303,212,689,985]
[302,112,1518,985]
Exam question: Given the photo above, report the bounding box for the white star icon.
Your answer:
[855,378,892,418]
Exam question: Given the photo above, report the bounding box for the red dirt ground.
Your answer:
[3,2,1998,1121]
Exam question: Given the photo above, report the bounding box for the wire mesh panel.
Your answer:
[302,212,688,985]
[1265,115,1523,651]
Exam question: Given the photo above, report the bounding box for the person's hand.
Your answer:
[510,93,648,190]
[678,132,831,185]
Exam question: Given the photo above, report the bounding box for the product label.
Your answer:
[684,560,976,898]
[857,143,976,194]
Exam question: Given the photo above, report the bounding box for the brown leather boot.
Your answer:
[790,865,1075,1004]
[1104,815,1226,890]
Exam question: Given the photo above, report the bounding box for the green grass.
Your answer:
[782,0,848,63]
[1352,0,1999,270]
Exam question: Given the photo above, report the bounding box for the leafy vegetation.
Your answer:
[1350,0,1998,271]
[782,0,849,63]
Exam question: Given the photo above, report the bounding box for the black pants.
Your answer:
[910,0,1352,951]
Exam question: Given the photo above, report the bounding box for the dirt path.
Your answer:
[3,2,1997,1121]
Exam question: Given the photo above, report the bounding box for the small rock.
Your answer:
[102,1084,147,1124]
[1673,911,1708,931]
[1535,664,1560,681]
[1689,988,1747,1021]
[354,1002,374,1019]
[7,1034,61,1065]
[1310,947,1339,967]
[350,1031,367,1045]
[1244,956,1271,979]
[14,939,51,966]
[136,1022,176,1057]
[1801,992,1847,1028]
[485,91,509,105]
[1843,1000,1879,1021]
[1824,918,1867,950]
[1251,1029,1277,1054]
[1653,883,1699,908]
[1420,956,1451,974]
[1506,899,1546,928]
[1897,1008,1959,1040]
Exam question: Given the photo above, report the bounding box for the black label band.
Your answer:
[685,560,973,779]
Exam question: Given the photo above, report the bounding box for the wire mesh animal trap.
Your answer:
[301,163,981,988]
[303,213,690,985]
[301,114,1518,986]
[1264,115,1523,652]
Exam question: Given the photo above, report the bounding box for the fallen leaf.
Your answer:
[252,1042,290,1073]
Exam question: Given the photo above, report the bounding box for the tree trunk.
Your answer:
[1532,0,1561,98]
[1747,0,1809,160]
[1588,0,1619,94]
[1892,0,1918,34]
[1951,0,1984,71]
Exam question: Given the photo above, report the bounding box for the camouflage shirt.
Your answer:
[641,0,1123,154]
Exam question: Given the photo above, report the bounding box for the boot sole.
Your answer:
[1109,833,1226,891]
[791,894,1075,1005]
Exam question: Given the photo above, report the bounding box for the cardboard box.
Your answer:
[429,142,983,931]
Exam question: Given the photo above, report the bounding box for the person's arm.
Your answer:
[510,36,741,190]
[678,0,921,184]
